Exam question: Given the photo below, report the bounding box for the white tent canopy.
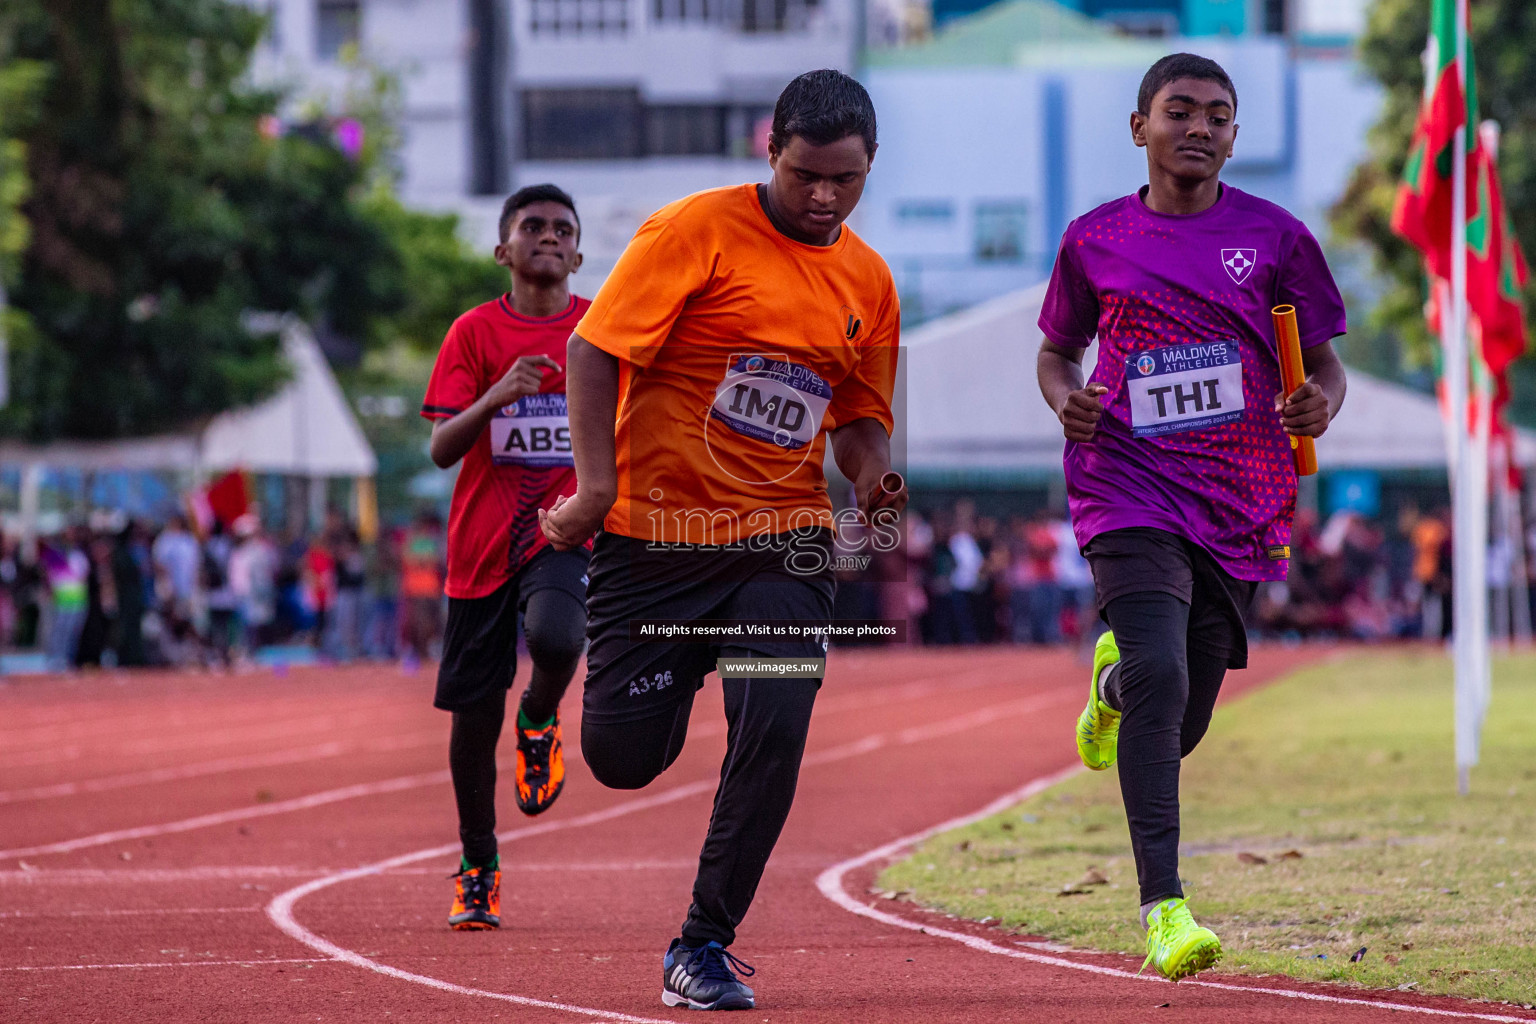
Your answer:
[0,317,376,478]
[899,283,1536,475]
[200,318,376,477]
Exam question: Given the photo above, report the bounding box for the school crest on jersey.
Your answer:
[1221,248,1257,285]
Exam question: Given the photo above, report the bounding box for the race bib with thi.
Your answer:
[490,392,572,467]
[708,354,833,451]
[1124,342,1245,438]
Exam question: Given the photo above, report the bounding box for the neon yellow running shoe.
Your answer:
[1075,631,1122,771]
[1140,897,1222,981]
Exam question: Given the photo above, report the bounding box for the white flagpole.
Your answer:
[1450,0,1478,796]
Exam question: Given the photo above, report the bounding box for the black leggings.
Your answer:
[582,672,820,948]
[449,588,587,867]
[1104,590,1231,906]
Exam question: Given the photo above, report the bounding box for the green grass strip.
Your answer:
[880,651,1536,1007]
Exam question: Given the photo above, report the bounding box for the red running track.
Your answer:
[2,648,1531,1024]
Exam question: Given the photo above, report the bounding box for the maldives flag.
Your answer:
[1391,0,1475,282]
[1467,143,1530,388]
[1392,0,1529,422]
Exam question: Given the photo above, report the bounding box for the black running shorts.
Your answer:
[1082,527,1257,669]
[582,530,836,725]
[434,546,590,711]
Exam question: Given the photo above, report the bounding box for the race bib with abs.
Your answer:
[1123,341,1245,439]
[490,392,573,467]
[708,354,833,451]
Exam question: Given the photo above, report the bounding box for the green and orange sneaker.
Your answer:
[1140,897,1222,981]
[448,860,500,930]
[514,711,565,816]
[1075,631,1122,771]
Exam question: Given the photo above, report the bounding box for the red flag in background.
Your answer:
[1467,141,1530,392]
[1392,0,1529,430]
[1390,0,1472,281]
[187,470,252,535]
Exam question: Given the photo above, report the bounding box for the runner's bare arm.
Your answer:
[1038,339,1108,443]
[1278,339,1346,439]
[540,333,619,550]
[830,418,907,523]
[429,355,561,468]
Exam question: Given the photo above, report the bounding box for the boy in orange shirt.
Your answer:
[542,71,905,1010]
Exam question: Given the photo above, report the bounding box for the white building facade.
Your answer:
[249,0,860,268]
[247,0,1382,311]
[859,24,1383,320]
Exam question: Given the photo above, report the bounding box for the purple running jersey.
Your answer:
[1040,185,1346,582]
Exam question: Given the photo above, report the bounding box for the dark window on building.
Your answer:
[1262,0,1287,34]
[530,0,630,36]
[522,88,643,159]
[645,106,726,156]
[316,0,360,60]
[653,0,818,31]
[895,199,956,227]
[652,0,715,22]
[522,94,781,160]
[725,105,774,157]
[974,201,1028,262]
[738,0,808,32]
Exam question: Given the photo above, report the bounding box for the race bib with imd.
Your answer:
[490,393,573,467]
[1124,342,1245,438]
[708,354,833,451]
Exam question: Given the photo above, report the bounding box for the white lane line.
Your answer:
[0,866,326,884]
[0,770,451,861]
[267,783,716,1024]
[6,684,1073,865]
[0,669,1007,809]
[0,731,442,806]
[0,746,83,770]
[0,906,261,918]
[0,743,347,805]
[265,690,1074,1022]
[3,958,329,972]
[815,768,1536,1024]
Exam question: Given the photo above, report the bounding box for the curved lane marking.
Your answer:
[816,767,1536,1024]
[265,692,1072,1022]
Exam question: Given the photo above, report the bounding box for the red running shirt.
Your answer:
[421,294,590,599]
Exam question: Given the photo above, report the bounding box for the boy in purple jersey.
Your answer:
[1036,53,1347,981]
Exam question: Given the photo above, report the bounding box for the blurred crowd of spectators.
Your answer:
[0,508,452,672]
[7,493,1535,670]
[894,498,1536,646]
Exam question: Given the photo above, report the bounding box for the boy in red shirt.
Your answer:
[421,184,591,930]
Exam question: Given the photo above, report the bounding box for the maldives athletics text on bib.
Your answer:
[709,354,833,451]
[1124,341,1245,439]
[490,392,573,467]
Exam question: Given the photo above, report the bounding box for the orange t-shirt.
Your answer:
[577,184,899,545]
[1411,518,1449,583]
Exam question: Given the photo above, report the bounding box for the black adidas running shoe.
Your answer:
[661,939,755,1010]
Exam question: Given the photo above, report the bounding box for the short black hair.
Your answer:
[1137,53,1237,116]
[769,69,877,157]
[499,184,579,243]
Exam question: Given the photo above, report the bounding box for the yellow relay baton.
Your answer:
[1271,304,1318,477]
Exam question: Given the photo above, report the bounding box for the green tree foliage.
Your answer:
[1336,0,1536,422]
[0,0,409,440]
[359,185,508,353]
